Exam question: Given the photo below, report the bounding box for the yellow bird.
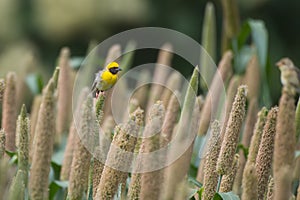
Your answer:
[91,61,122,98]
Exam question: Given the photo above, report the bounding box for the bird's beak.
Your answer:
[118,68,122,71]
[276,61,282,67]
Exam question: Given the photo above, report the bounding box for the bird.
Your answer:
[276,57,300,95]
[91,61,122,98]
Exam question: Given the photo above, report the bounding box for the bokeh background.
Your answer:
[0,0,299,105]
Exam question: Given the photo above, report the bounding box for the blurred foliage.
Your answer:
[25,73,44,95]
[0,0,299,104]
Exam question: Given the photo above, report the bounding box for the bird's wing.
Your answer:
[295,66,300,83]
[91,70,104,95]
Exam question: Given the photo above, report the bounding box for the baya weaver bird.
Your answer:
[276,57,300,95]
[91,61,122,98]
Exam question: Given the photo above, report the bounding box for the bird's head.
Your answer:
[276,57,294,71]
[106,62,122,75]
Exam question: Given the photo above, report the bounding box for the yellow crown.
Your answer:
[106,62,119,69]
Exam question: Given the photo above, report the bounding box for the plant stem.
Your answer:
[217,175,223,193]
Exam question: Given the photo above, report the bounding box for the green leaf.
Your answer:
[5,150,18,165]
[187,176,202,199]
[55,180,68,188]
[50,147,65,183]
[295,150,300,158]
[70,57,84,69]
[25,73,44,95]
[262,57,272,107]
[5,150,17,158]
[237,19,268,68]
[214,193,223,200]
[88,185,93,200]
[120,40,136,72]
[234,19,269,73]
[49,180,68,200]
[49,181,60,200]
[200,2,217,90]
[237,23,251,49]
[188,164,198,178]
[87,158,94,200]
[234,19,271,106]
[187,188,198,199]
[247,19,271,106]
[248,19,268,68]
[25,188,29,200]
[197,187,204,199]
[190,196,196,200]
[188,176,203,188]
[51,161,62,180]
[114,183,124,200]
[233,45,254,74]
[237,143,249,159]
[214,192,240,200]
[9,155,18,165]
[52,149,65,166]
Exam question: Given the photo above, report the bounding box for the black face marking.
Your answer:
[109,67,120,75]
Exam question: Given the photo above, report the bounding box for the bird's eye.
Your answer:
[109,67,119,74]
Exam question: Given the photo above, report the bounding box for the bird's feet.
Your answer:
[100,90,105,97]
[95,90,105,99]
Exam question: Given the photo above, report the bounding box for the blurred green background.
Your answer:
[0,0,299,104]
